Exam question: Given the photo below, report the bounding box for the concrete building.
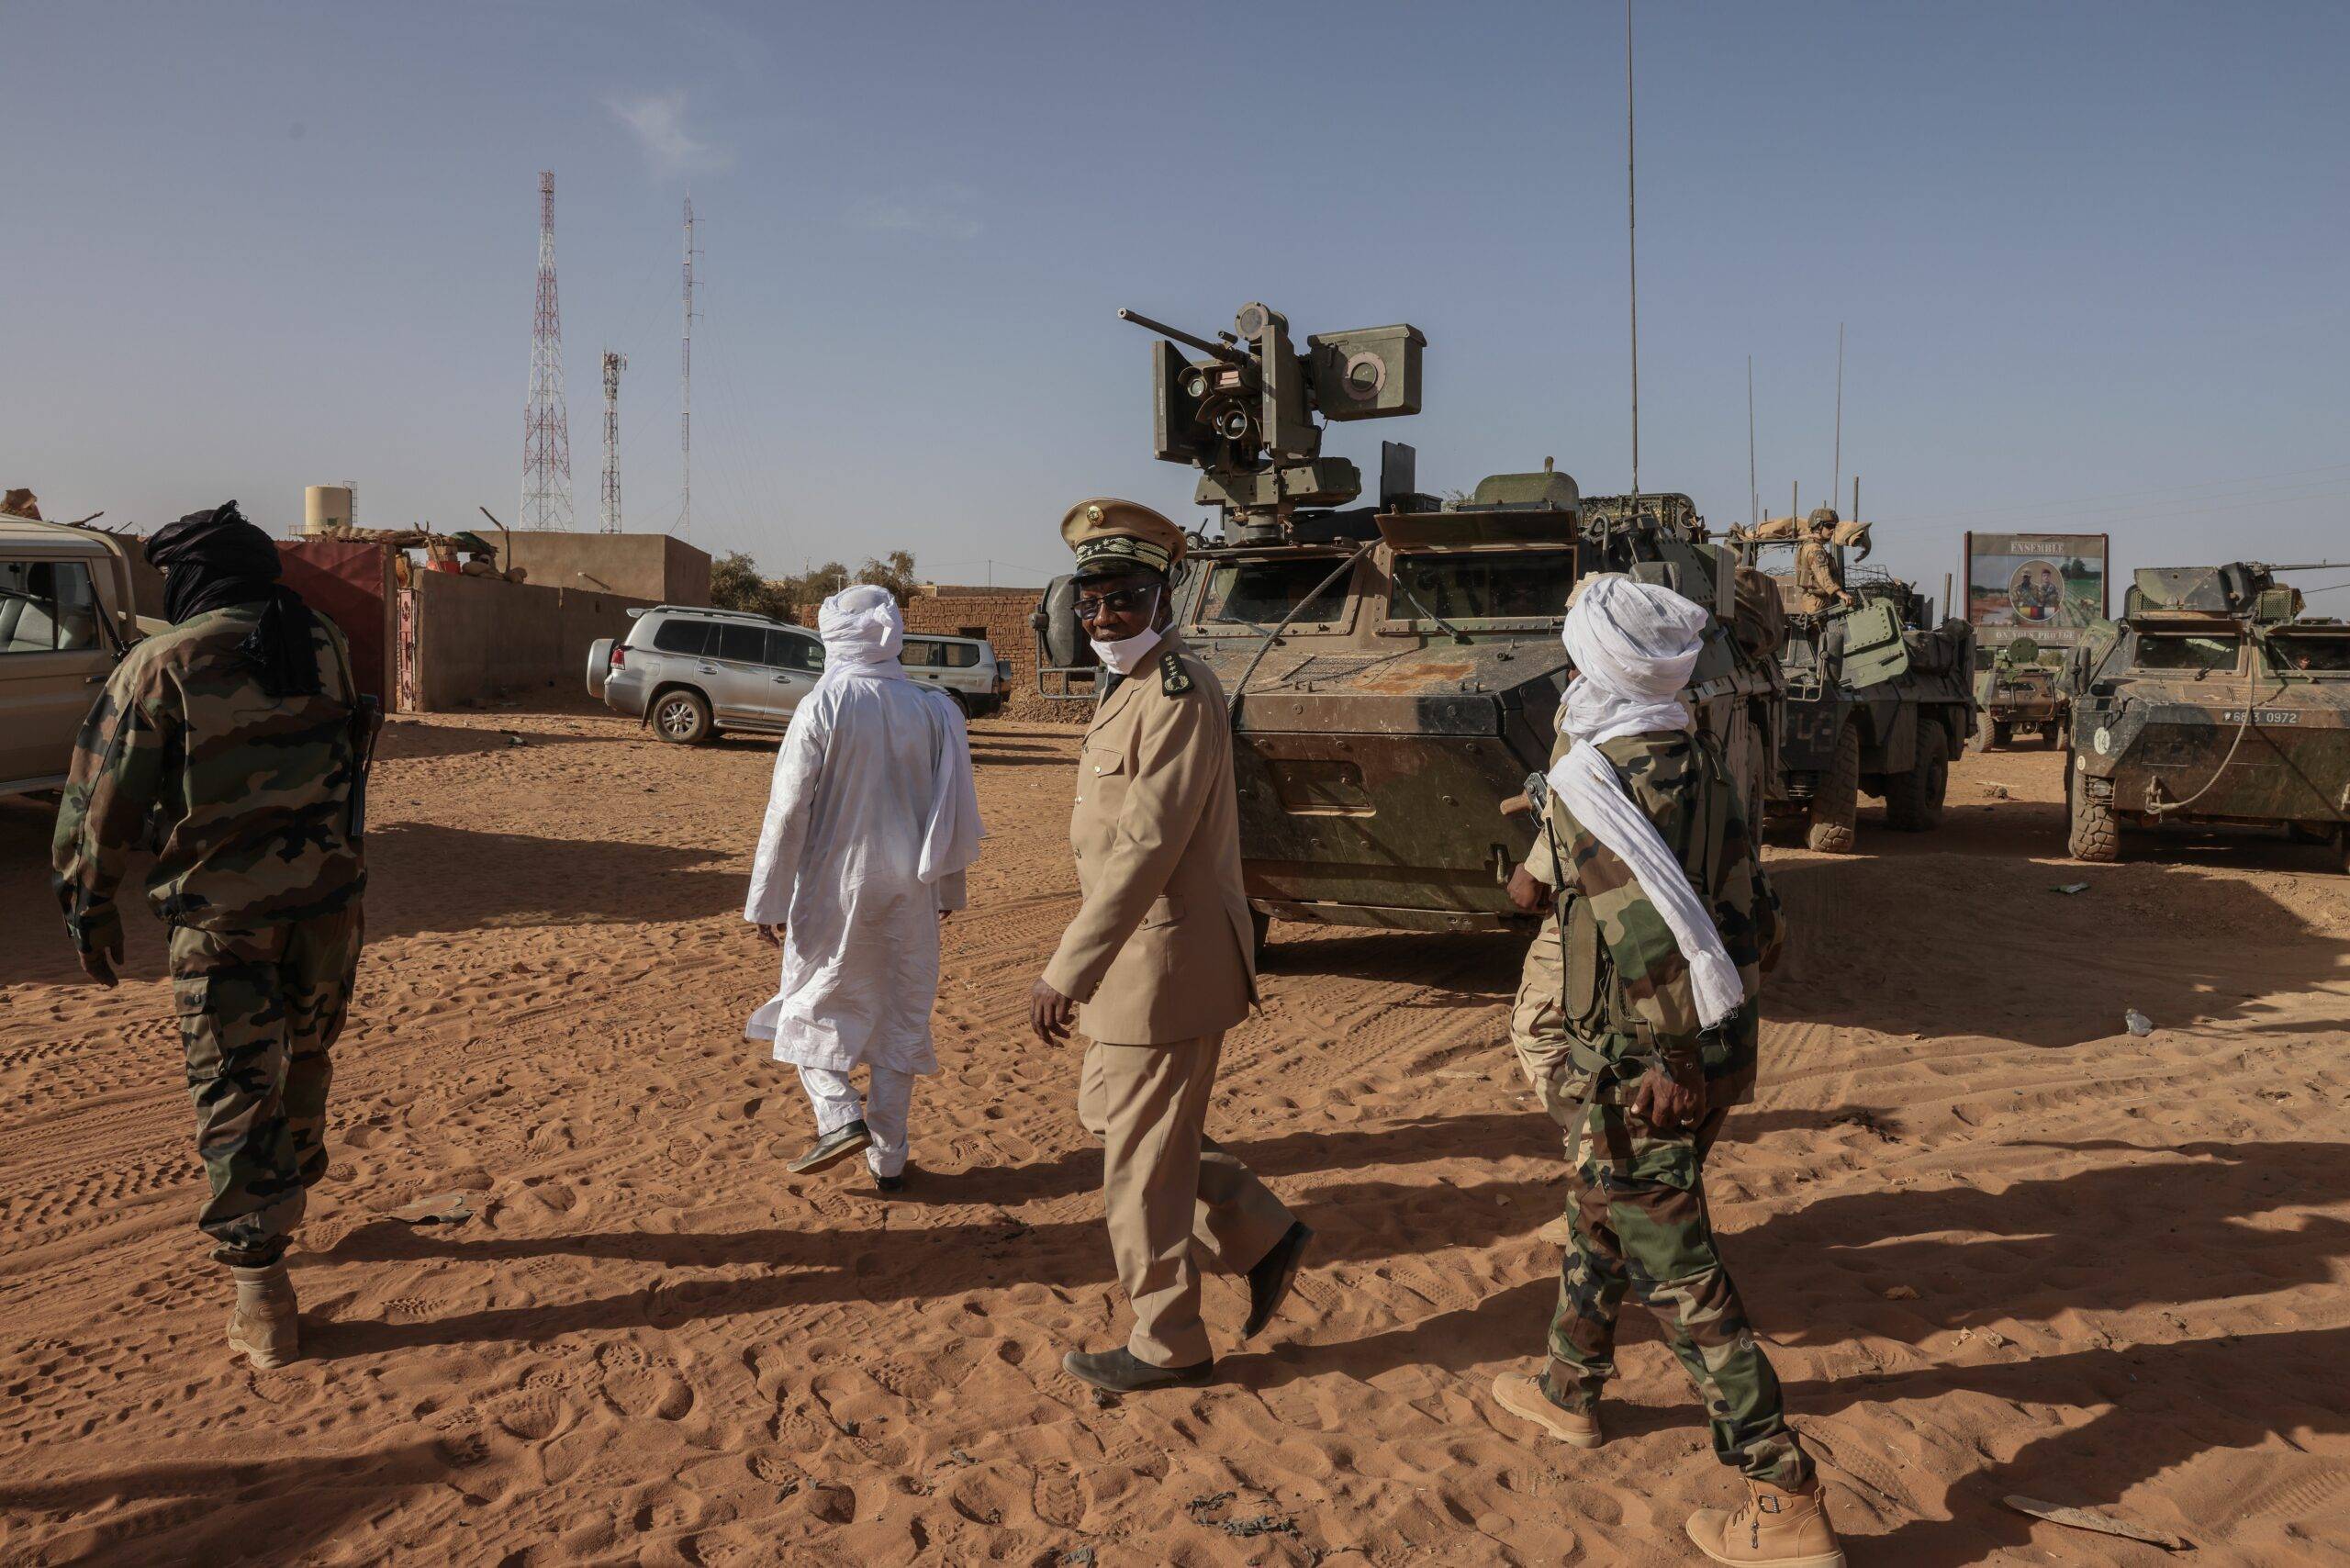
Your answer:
[497,532,710,606]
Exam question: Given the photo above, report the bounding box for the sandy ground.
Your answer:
[1,709,2346,1567]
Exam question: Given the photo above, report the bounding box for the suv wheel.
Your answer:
[653,688,713,745]
[1886,725,1950,832]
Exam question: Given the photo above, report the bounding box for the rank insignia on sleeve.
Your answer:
[1159,649,1193,696]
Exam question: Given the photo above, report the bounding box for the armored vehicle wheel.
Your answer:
[652,688,714,745]
[1886,725,1950,833]
[1974,710,2005,752]
[1807,722,1861,854]
[2066,755,2120,862]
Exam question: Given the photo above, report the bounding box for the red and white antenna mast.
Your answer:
[521,171,573,531]
[680,192,697,541]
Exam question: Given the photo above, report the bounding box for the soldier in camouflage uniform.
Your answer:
[51,503,373,1370]
[1794,508,1857,616]
[1493,577,1841,1568]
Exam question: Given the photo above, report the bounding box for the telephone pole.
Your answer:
[600,351,627,533]
[680,193,697,541]
[520,171,573,531]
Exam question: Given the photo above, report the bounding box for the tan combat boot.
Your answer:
[1685,1477,1843,1567]
[1490,1372,1603,1449]
[227,1262,300,1369]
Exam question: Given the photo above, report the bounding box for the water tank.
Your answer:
[303,483,355,536]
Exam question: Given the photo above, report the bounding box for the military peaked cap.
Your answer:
[1060,498,1186,582]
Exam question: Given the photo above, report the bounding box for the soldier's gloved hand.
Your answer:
[1029,978,1077,1044]
[1506,866,1552,914]
[1631,1056,1706,1132]
[77,929,123,989]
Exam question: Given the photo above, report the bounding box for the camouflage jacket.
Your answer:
[52,605,366,951]
[1525,730,1783,1092]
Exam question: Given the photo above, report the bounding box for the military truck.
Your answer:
[1729,517,1975,851]
[2061,562,2349,868]
[1973,635,2065,749]
[1035,302,1782,951]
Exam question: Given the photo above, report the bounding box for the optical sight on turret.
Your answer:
[1119,304,1425,541]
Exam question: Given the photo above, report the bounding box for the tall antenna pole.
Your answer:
[521,171,573,531]
[681,192,697,541]
[1830,321,1844,518]
[1625,0,1640,498]
[600,350,627,534]
[1746,355,1759,528]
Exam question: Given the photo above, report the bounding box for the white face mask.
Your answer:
[1088,587,1164,675]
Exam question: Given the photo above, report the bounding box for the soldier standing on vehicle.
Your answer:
[1794,508,1858,615]
[51,502,375,1371]
[1489,576,1841,1568]
[1028,498,1312,1394]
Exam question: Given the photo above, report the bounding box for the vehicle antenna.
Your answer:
[1830,321,1844,520]
[1747,356,1759,528]
[1625,0,1639,498]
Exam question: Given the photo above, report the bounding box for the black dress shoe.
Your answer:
[788,1119,870,1174]
[1243,1221,1314,1338]
[1061,1347,1214,1394]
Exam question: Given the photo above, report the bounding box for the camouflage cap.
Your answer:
[1060,498,1185,582]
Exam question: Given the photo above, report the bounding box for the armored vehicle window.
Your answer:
[652,619,715,656]
[1391,552,1576,624]
[2268,634,2350,673]
[1198,558,1351,627]
[2132,633,2240,672]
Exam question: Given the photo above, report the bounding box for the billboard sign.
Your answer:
[1964,532,2109,651]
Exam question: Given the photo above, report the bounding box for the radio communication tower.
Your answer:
[521,171,573,531]
[600,351,627,533]
[680,193,697,540]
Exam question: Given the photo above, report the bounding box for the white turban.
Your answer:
[1558,573,1709,745]
[815,584,905,679]
[1544,574,1747,1031]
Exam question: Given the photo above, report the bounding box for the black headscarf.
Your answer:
[147,501,322,697]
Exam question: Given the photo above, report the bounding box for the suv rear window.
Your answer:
[906,640,980,668]
[717,623,767,664]
[652,619,714,656]
[2132,633,2240,672]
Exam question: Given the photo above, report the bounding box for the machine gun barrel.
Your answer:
[2253,561,2350,573]
[1117,307,1248,364]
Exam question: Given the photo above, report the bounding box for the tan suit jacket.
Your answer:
[1043,633,1257,1045]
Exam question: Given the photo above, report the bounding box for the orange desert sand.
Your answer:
[2,709,2346,1567]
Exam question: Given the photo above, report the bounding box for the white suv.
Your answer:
[588,605,1004,744]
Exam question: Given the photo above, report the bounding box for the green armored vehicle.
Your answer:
[1035,302,1782,950]
[1730,518,1976,851]
[1973,635,2065,749]
[2062,563,2350,868]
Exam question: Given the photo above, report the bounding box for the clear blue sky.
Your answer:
[6,1,2345,601]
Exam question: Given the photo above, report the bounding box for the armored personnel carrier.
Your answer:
[2061,562,2349,868]
[1973,635,2065,750]
[1034,303,1782,950]
[1729,517,1976,851]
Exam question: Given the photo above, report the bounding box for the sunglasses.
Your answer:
[1075,585,1156,620]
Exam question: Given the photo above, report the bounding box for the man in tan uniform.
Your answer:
[1793,509,1858,615]
[1029,498,1312,1394]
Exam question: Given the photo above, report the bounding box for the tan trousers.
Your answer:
[1079,1033,1295,1367]
[1508,911,1585,1158]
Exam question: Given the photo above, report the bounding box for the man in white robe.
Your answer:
[744,585,983,1192]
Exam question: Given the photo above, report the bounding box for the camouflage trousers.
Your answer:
[166,906,363,1267]
[1541,1091,1809,1489]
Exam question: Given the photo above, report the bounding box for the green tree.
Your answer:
[854,550,920,603]
[709,551,789,618]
